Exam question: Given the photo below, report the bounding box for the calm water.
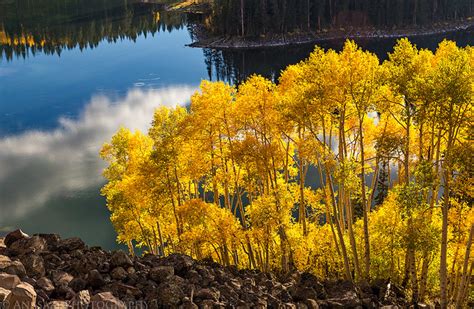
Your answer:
[0,0,472,249]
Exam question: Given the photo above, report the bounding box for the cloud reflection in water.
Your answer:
[0,86,196,223]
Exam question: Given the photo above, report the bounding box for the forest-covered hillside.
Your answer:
[208,0,474,36]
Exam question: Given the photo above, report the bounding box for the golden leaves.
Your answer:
[99,39,473,298]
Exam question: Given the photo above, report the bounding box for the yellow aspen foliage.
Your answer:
[101,39,473,307]
[178,199,242,266]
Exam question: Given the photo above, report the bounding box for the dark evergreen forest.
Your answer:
[209,0,474,36]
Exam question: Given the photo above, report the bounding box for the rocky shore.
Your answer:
[188,20,474,50]
[0,230,410,308]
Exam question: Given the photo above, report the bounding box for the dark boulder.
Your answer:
[194,288,220,302]
[110,251,132,268]
[35,234,61,251]
[289,286,318,302]
[52,283,75,300]
[111,267,128,281]
[56,238,86,252]
[69,277,87,293]
[20,254,45,278]
[8,236,46,256]
[88,269,105,289]
[36,277,55,295]
[3,260,27,278]
[51,270,74,286]
[4,230,29,248]
[0,273,21,290]
[97,261,111,273]
[43,253,63,269]
[107,281,142,299]
[299,272,327,299]
[149,266,174,283]
[161,254,195,276]
[154,280,185,306]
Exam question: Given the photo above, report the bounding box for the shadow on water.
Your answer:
[204,29,474,84]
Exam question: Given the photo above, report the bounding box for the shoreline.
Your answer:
[187,19,474,50]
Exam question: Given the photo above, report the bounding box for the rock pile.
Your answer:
[0,230,408,308]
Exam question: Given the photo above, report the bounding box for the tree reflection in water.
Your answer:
[0,0,197,60]
[204,29,474,84]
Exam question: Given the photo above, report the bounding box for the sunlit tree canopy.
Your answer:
[101,39,473,307]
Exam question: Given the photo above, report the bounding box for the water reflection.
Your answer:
[205,29,474,84]
[0,0,193,60]
[0,86,195,245]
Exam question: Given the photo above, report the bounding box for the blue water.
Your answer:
[0,25,209,248]
[0,29,206,135]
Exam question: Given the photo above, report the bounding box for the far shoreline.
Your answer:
[187,19,474,50]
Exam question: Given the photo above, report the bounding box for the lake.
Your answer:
[0,0,472,249]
